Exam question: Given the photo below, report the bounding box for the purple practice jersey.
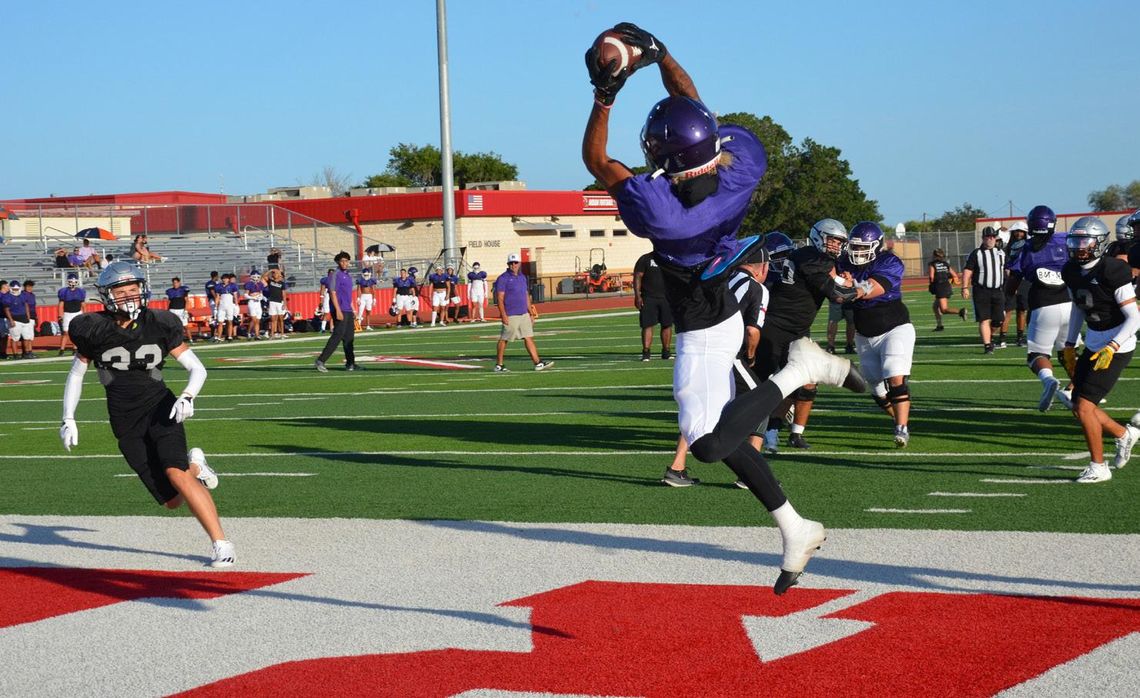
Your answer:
[614,124,767,269]
[165,286,190,310]
[837,252,910,337]
[1010,232,1070,309]
[393,277,416,295]
[58,287,87,313]
[357,276,377,290]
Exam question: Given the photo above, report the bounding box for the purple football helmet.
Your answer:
[846,222,884,266]
[763,231,794,272]
[640,96,720,177]
[1026,205,1056,237]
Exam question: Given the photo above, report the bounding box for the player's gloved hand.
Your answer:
[169,395,195,423]
[60,419,78,452]
[1091,343,1117,371]
[614,22,667,71]
[1062,345,1078,376]
[585,47,629,107]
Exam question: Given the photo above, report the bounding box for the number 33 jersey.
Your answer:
[69,309,187,419]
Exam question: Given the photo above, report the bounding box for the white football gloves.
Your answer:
[169,395,195,423]
[60,419,79,452]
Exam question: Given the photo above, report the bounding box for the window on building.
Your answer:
[590,229,605,238]
[612,228,628,237]
[560,229,576,238]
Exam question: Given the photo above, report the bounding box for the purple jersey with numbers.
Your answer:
[613,124,767,268]
[836,252,910,337]
[1011,232,1070,309]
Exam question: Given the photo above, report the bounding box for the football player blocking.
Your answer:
[59,261,235,567]
[583,23,867,593]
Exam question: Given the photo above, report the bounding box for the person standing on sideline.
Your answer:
[493,253,553,372]
[633,250,674,361]
[467,262,488,322]
[1003,221,1031,346]
[164,277,193,344]
[315,252,359,372]
[57,272,87,355]
[428,264,451,327]
[356,268,377,330]
[204,271,220,335]
[392,268,419,328]
[242,271,266,340]
[0,280,10,359]
[264,269,288,339]
[446,265,463,323]
[1058,217,1140,483]
[928,248,966,331]
[961,227,1006,354]
[583,23,866,593]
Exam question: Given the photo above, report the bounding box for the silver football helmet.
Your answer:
[1066,216,1110,263]
[96,261,148,319]
[809,218,848,258]
[1117,215,1134,242]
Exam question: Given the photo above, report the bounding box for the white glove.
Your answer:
[169,395,195,423]
[60,419,79,451]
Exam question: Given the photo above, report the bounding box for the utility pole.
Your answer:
[436,0,457,268]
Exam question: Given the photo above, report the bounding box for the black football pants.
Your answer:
[318,311,356,366]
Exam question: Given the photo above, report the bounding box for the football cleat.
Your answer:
[775,519,826,595]
[894,425,910,448]
[661,468,700,487]
[1056,389,1074,411]
[314,360,328,373]
[1037,377,1060,412]
[189,448,218,490]
[662,350,673,360]
[1075,462,1112,484]
[534,360,554,371]
[788,433,811,450]
[641,351,651,362]
[210,539,236,568]
[494,364,509,372]
[763,429,780,455]
[1112,424,1140,469]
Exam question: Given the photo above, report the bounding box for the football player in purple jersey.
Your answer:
[838,223,916,447]
[57,273,87,355]
[61,261,234,567]
[583,22,866,593]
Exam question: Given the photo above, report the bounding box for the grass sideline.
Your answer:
[1,294,1138,534]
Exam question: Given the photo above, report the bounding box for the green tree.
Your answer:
[361,144,518,189]
[1088,180,1140,211]
[931,202,989,231]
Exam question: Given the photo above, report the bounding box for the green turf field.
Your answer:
[2,290,1138,533]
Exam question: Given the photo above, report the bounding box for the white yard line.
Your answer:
[112,472,316,478]
[866,508,972,514]
[981,478,1072,485]
[928,492,1027,498]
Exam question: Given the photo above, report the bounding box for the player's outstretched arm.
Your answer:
[657,53,699,102]
[61,355,88,451]
[169,344,206,423]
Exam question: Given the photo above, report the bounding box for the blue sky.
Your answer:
[4,1,1137,227]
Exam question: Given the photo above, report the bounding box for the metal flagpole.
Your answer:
[436,0,457,267]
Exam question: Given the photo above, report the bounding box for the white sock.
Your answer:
[431,311,438,325]
[1038,368,1054,384]
[770,500,804,532]
[790,423,806,435]
[770,364,810,398]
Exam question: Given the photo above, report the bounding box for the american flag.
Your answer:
[467,194,484,211]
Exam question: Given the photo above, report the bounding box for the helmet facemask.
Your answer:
[101,280,147,320]
[847,239,880,266]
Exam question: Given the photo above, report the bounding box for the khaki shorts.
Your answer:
[500,313,534,341]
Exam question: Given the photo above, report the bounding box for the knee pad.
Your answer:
[793,386,818,402]
[886,379,910,405]
[1027,352,1049,369]
[873,394,892,411]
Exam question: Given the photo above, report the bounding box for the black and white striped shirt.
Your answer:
[965,246,1006,289]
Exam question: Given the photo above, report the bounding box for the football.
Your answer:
[591,29,642,77]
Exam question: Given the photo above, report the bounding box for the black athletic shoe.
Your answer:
[661,350,673,360]
[641,351,651,362]
[494,364,510,372]
[844,344,855,355]
[825,344,836,354]
[788,433,811,449]
[1017,335,1027,347]
[984,344,995,355]
[345,364,363,371]
[662,468,700,487]
[959,308,967,320]
[933,325,944,332]
[314,360,328,373]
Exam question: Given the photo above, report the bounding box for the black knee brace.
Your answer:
[1028,352,1049,369]
[793,386,818,402]
[886,379,910,405]
[873,393,892,411]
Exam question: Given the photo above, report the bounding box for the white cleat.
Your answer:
[1112,424,1140,469]
[786,338,867,393]
[1037,377,1060,412]
[1129,411,1140,430]
[1056,388,1073,411]
[763,429,780,455]
[894,425,910,449]
[1075,462,1112,484]
[189,448,218,490]
[210,539,236,568]
[774,519,826,595]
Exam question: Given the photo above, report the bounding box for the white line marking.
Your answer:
[981,478,1072,485]
[1027,464,1086,471]
[865,508,972,514]
[112,472,317,478]
[928,492,1027,498]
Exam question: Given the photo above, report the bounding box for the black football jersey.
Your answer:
[1062,257,1134,332]
[69,309,186,415]
[764,246,836,336]
[929,260,952,285]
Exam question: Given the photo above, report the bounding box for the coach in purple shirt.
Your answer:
[493,253,552,372]
[315,251,359,372]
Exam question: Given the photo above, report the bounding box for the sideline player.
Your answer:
[633,249,674,361]
[317,269,333,333]
[1006,205,1077,411]
[61,261,234,567]
[4,279,36,359]
[243,271,266,340]
[446,265,463,323]
[583,23,866,592]
[1003,221,1031,346]
[164,277,193,344]
[315,252,359,372]
[1058,217,1140,483]
[838,222,916,447]
[467,262,488,322]
[57,272,87,355]
[356,268,377,330]
[927,248,966,331]
[393,268,418,328]
[213,273,238,342]
[204,271,220,336]
[428,265,451,326]
[264,268,288,339]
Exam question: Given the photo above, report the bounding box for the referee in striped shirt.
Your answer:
[962,227,1006,354]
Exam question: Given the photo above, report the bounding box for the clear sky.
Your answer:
[4,1,1137,227]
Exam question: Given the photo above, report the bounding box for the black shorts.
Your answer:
[1073,348,1133,406]
[753,324,800,382]
[639,297,674,329]
[113,392,190,504]
[971,286,1005,324]
[931,283,952,299]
